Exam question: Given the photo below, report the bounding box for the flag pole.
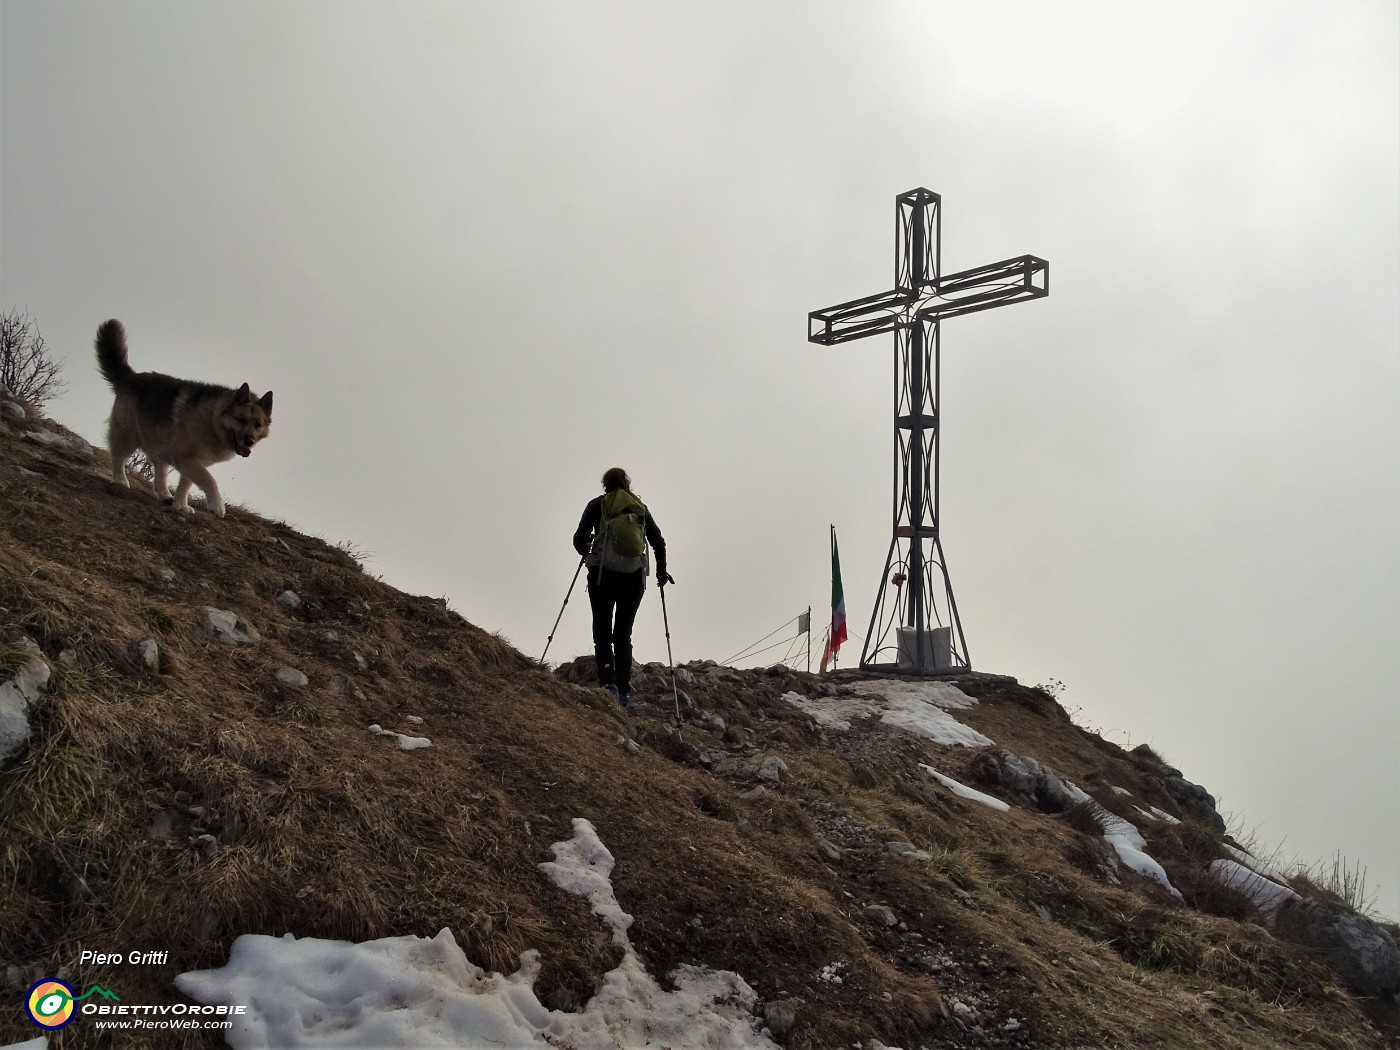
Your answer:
[806,604,811,673]
[821,524,848,674]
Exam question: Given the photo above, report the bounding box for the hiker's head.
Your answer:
[602,467,631,493]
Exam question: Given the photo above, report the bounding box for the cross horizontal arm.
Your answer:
[916,255,1048,322]
[808,289,913,345]
[808,254,1048,346]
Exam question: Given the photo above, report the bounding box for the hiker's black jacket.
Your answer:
[573,495,667,579]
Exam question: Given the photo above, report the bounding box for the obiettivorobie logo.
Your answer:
[24,976,246,1030]
[25,979,120,1029]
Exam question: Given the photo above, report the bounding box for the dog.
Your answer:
[95,319,273,518]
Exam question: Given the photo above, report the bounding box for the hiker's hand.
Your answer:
[659,572,674,588]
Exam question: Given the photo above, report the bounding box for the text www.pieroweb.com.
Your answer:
[85,1002,243,1032]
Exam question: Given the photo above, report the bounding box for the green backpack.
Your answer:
[598,490,649,572]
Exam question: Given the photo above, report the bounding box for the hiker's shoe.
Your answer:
[603,683,620,702]
[618,692,632,708]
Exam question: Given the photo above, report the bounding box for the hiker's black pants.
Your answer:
[588,567,645,694]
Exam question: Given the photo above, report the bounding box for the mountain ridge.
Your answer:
[2,388,1396,1049]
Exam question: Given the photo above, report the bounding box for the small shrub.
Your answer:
[1130,742,1168,766]
[1062,799,1105,837]
[1105,910,1204,973]
[1,307,65,408]
[1289,852,1377,916]
[125,451,156,482]
[0,643,36,675]
[1064,832,1118,884]
[1140,816,1229,878]
[930,844,988,892]
[334,540,374,567]
[850,761,881,789]
[981,847,1019,875]
[143,605,177,632]
[1177,869,1257,922]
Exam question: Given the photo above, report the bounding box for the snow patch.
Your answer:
[783,678,992,748]
[1225,843,1287,881]
[0,636,49,766]
[847,678,980,710]
[780,690,881,730]
[1135,805,1182,825]
[1210,858,1300,914]
[368,724,431,750]
[176,819,778,1049]
[920,764,1011,812]
[537,817,633,943]
[1095,809,1183,899]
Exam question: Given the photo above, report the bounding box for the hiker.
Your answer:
[572,467,670,707]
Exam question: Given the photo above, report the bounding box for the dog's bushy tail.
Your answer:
[95,319,133,390]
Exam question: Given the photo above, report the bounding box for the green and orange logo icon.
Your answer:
[25,979,121,1029]
[26,978,76,1029]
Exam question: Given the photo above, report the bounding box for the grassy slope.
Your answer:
[1,404,1394,1050]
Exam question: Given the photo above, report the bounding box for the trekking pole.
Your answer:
[659,584,681,723]
[540,557,586,664]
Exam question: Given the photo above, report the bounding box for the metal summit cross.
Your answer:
[810,188,1048,674]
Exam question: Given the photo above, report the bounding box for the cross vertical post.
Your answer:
[810,189,1048,674]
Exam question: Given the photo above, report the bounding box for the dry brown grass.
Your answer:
[1289,854,1381,918]
[1,410,1394,1050]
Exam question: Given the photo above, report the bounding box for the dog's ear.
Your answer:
[259,390,273,414]
[236,382,252,402]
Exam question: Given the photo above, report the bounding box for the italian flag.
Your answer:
[820,527,847,672]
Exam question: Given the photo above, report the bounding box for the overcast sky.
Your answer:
[3,1,1397,919]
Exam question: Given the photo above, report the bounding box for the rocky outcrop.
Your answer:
[1275,897,1400,1000]
[0,383,29,423]
[968,748,1085,813]
[1130,744,1226,833]
[200,607,262,646]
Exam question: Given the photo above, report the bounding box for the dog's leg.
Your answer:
[179,464,225,518]
[152,461,173,501]
[107,420,137,489]
[170,475,195,514]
